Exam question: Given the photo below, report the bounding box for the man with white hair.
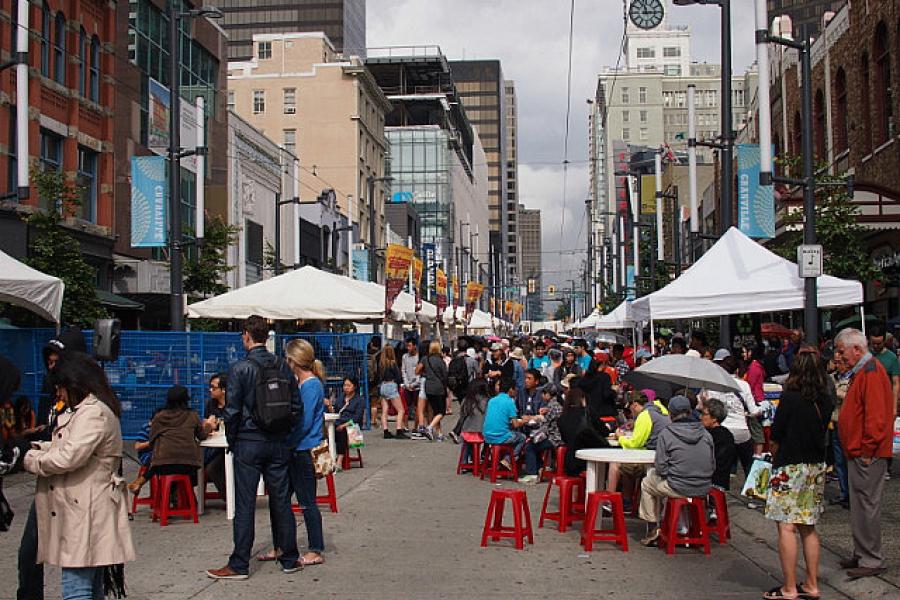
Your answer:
[833,328,894,579]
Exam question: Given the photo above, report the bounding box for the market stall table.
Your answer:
[575,448,656,508]
[198,432,233,519]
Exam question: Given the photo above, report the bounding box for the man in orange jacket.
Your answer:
[834,328,894,579]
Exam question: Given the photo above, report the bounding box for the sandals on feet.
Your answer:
[797,584,820,599]
[762,587,798,600]
[255,550,279,562]
[300,554,324,566]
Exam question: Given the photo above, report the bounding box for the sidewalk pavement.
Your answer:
[0,418,897,599]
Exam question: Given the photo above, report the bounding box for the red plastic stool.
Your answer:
[342,448,364,470]
[480,488,534,550]
[658,497,710,555]
[581,491,629,552]
[480,444,519,483]
[539,475,586,532]
[457,432,484,475]
[292,472,339,514]
[152,474,198,526]
[539,445,568,482]
[706,488,731,543]
[130,467,156,514]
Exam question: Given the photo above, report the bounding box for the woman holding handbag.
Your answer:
[328,377,365,468]
[284,339,326,567]
[763,347,832,600]
[416,341,449,441]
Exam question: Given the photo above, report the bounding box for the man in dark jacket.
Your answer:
[700,397,736,491]
[207,315,302,579]
[638,395,715,546]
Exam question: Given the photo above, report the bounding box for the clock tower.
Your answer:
[624,0,691,76]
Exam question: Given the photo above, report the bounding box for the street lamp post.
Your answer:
[365,175,393,283]
[167,3,222,331]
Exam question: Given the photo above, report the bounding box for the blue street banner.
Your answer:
[351,247,369,281]
[737,144,775,239]
[130,156,167,248]
[626,266,635,301]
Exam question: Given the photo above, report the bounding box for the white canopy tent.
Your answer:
[631,227,864,322]
[442,307,502,332]
[595,301,635,330]
[0,249,64,323]
[574,309,601,329]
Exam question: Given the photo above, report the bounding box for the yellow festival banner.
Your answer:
[451,275,460,312]
[464,282,484,321]
[385,244,414,313]
[504,300,513,318]
[435,268,448,314]
[512,303,524,323]
[412,257,423,311]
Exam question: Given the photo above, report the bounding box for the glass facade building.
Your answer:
[209,0,366,61]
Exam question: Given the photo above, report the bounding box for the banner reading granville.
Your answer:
[464,282,484,321]
[412,257,423,312]
[435,268,448,314]
[385,244,414,314]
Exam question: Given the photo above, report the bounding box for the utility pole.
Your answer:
[167,0,183,331]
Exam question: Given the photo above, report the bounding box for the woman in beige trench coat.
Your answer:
[24,352,135,600]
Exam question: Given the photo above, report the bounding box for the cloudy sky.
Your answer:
[368,0,758,300]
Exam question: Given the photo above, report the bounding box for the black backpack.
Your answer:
[248,357,295,433]
[447,355,470,397]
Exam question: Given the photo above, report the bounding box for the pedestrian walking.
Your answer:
[377,346,408,439]
[400,338,422,434]
[763,348,832,600]
[23,352,134,599]
[207,315,302,580]
[833,328,894,580]
[417,341,449,440]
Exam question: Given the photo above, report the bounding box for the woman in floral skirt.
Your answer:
[763,347,833,600]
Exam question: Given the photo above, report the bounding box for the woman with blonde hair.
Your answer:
[378,345,409,439]
[283,339,326,566]
[416,340,449,441]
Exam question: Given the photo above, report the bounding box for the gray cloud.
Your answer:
[368,0,758,298]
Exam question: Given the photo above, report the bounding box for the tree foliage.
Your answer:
[20,169,106,327]
[183,215,240,298]
[774,156,880,284]
[553,299,571,321]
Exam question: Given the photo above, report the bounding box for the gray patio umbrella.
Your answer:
[633,354,741,393]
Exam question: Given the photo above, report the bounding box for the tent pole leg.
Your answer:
[860,305,866,337]
[650,318,656,355]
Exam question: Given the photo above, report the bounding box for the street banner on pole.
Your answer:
[148,77,200,173]
[385,244,414,313]
[452,275,460,314]
[640,174,656,214]
[351,246,369,281]
[436,268,448,314]
[412,256,423,311]
[130,156,167,248]
[513,303,524,324]
[422,243,436,299]
[465,282,484,321]
[737,144,775,239]
[504,300,513,320]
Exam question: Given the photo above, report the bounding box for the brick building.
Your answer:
[768,1,900,318]
[0,0,116,288]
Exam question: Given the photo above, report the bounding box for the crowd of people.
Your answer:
[0,316,897,599]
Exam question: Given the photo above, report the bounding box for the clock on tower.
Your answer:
[629,0,665,30]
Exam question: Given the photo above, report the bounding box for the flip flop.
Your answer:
[255,550,279,562]
[300,555,324,566]
[797,584,820,600]
[762,587,798,600]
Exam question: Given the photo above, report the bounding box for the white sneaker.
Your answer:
[517,474,539,484]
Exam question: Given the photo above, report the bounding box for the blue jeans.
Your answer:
[833,424,849,501]
[228,439,299,573]
[501,431,527,457]
[61,567,103,600]
[524,439,554,475]
[289,451,325,553]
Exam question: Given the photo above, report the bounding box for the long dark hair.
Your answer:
[563,387,586,411]
[783,347,828,411]
[54,352,121,417]
[462,379,489,416]
[165,385,191,410]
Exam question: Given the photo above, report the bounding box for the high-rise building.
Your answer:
[208,0,366,61]
[767,0,846,38]
[449,60,512,297]
[505,80,520,288]
[518,205,542,321]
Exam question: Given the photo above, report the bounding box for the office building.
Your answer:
[449,60,512,294]
[229,32,391,278]
[505,80,521,289]
[365,47,490,294]
[518,205,542,321]
[767,0,846,38]
[208,0,366,61]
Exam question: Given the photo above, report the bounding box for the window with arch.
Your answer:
[89,36,100,102]
[860,53,872,154]
[834,68,848,153]
[41,3,51,77]
[53,11,66,84]
[814,89,826,160]
[874,22,893,144]
[78,28,87,96]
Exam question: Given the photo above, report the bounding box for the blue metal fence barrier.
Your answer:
[0,329,375,439]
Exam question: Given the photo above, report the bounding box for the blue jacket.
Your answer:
[224,346,301,448]
[289,376,325,452]
[333,393,365,427]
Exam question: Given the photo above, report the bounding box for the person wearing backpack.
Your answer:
[207,315,302,580]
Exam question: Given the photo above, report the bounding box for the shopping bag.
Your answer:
[740,458,773,501]
[347,421,365,449]
[310,440,334,479]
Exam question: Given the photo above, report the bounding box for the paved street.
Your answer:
[1,417,898,599]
